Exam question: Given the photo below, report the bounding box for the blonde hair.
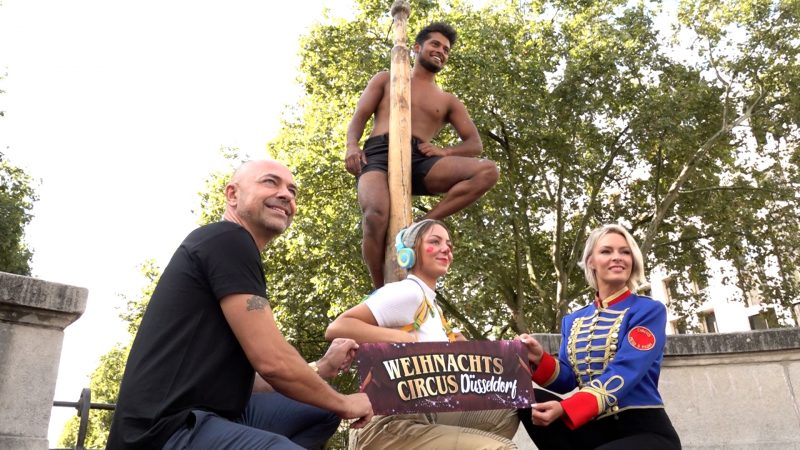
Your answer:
[579,224,645,292]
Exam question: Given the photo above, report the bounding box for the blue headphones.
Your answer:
[395,228,416,269]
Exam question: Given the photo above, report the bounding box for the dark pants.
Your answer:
[519,389,681,450]
[163,392,340,450]
[358,133,443,195]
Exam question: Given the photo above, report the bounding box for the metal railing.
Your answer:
[50,388,349,449]
[51,388,115,450]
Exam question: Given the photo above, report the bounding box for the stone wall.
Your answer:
[3,268,797,450]
[0,272,86,450]
[513,328,800,450]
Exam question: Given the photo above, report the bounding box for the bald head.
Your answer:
[223,160,297,249]
[230,160,289,184]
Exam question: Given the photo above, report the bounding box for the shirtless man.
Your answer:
[345,22,499,288]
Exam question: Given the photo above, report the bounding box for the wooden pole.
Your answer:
[384,0,413,284]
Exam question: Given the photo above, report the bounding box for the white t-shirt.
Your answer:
[364,275,449,342]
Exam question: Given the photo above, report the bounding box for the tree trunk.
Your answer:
[384,0,413,284]
[639,93,761,257]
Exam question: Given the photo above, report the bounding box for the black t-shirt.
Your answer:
[107,221,267,450]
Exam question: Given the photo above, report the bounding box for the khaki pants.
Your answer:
[349,409,519,450]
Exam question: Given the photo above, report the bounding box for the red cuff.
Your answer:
[532,352,557,386]
[560,391,600,430]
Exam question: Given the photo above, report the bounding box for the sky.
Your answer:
[0,0,354,444]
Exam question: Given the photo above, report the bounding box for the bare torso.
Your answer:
[368,71,453,141]
[347,58,497,290]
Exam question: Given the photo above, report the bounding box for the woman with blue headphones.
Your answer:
[326,219,519,449]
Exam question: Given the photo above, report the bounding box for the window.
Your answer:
[749,314,768,330]
[701,312,717,333]
[763,308,779,328]
[749,309,778,330]
[662,277,680,305]
[693,275,708,292]
[671,318,688,334]
[743,285,762,308]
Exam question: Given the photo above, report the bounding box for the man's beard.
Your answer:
[418,56,443,73]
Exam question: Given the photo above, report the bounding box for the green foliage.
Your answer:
[58,262,161,449]
[58,344,130,450]
[118,259,162,335]
[194,146,244,226]
[0,153,37,275]
[663,0,800,316]
[260,0,800,334]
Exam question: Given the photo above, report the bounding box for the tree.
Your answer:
[261,0,800,335]
[668,0,800,318]
[0,153,37,275]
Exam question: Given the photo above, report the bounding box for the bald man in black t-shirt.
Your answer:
[108,161,373,450]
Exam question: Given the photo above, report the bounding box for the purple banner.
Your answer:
[357,340,533,415]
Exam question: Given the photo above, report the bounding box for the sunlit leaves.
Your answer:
[278,0,799,333]
[0,154,37,275]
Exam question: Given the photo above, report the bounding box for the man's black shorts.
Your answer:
[357,133,443,196]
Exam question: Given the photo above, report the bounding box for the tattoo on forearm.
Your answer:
[246,295,269,311]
